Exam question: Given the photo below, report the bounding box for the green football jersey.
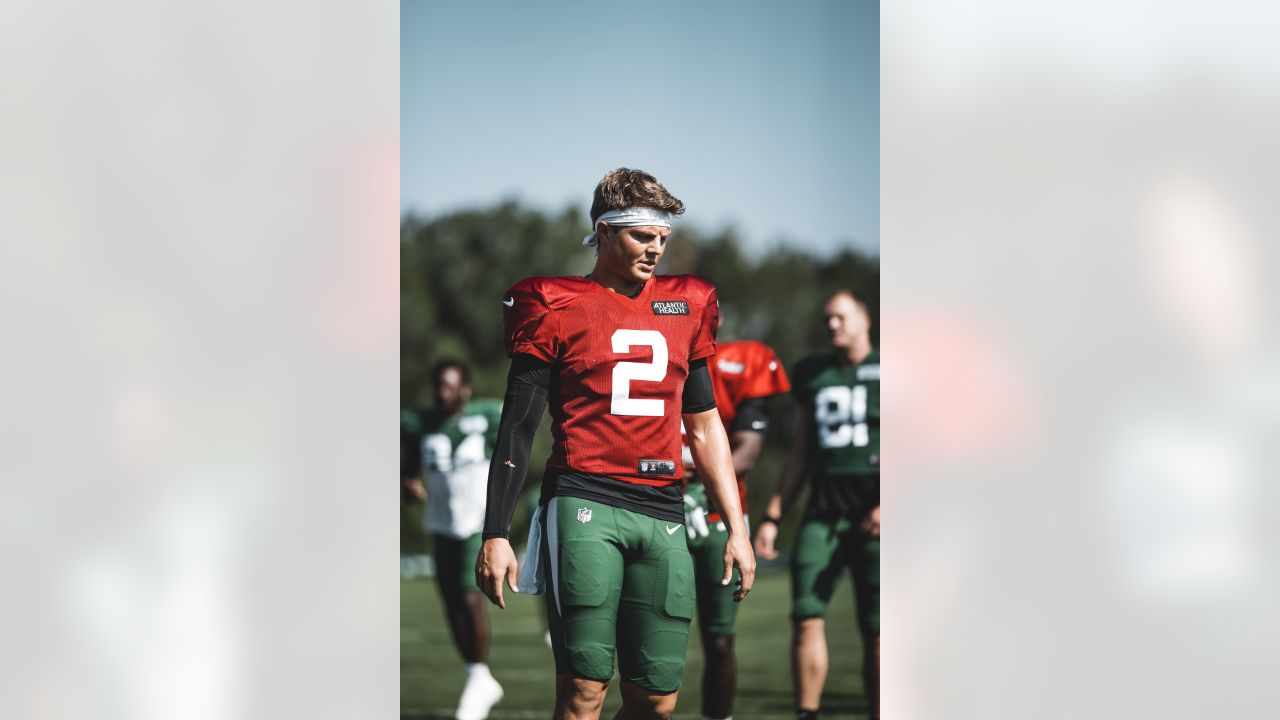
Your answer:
[791,349,880,515]
[414,399,503,473]
[402,399,503,538]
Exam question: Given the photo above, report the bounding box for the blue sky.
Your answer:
[402,0,878,257]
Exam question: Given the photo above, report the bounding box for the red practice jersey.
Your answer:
[683,340,791,520]
[503,275,719,500]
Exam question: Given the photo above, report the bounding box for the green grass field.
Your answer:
[401,569,869,719]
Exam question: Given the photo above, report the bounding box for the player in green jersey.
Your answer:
[402,359,506,720]
[756,291,880,720]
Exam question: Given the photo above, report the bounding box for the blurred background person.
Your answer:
[757,290,880,720]
[681,339,791,720]
[401,359,506,720]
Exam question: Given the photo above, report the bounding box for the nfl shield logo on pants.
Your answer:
[577,507,592,524]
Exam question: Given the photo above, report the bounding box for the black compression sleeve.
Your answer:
[483,354,550,539]
[729,396,770,433]
[682,358,717,414]
[401,430,422,479]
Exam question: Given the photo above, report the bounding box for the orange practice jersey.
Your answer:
[683,340,791,520]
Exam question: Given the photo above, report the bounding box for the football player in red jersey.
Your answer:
[476,168,756,720]
[680,340,790,720]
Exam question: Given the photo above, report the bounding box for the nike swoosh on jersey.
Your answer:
[666,524,681,535]
[502,297,514,307]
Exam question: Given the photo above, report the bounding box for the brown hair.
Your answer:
[589,168,686,223]
[828,289,871,317]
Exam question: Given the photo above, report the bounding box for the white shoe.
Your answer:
[455,671,503,720]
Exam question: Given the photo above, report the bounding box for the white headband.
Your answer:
[581,207,675,247]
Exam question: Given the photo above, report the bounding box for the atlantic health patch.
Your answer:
[651,300,689,315]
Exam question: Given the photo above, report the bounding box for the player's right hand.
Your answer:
[402,478,426,502]
[861,505,880,539]
[753,519,779,560]
[475,537,519,609]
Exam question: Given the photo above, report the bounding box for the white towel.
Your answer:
[516,505,546,595]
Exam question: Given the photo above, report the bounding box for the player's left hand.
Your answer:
[861,505,880,539]
[722,529,756,602]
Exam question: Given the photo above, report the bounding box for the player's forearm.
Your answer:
[482,355,549,539]
[728,430,764,477]
[699,464,747,536]
[771,459,807,519]
[769,419,812,520]
[686,412,747,535]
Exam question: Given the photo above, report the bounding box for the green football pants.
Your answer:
[542,496,696,694]
[790,513,880,636]
[684,483,741,637]
[431,532,483,612]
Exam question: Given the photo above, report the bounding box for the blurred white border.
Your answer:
[8,0,1280,716]
[0,1,398,717]
[886,2,1280,718]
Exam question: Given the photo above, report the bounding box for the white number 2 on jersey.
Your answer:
[611,329,668,416]
[815,385,869,448]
